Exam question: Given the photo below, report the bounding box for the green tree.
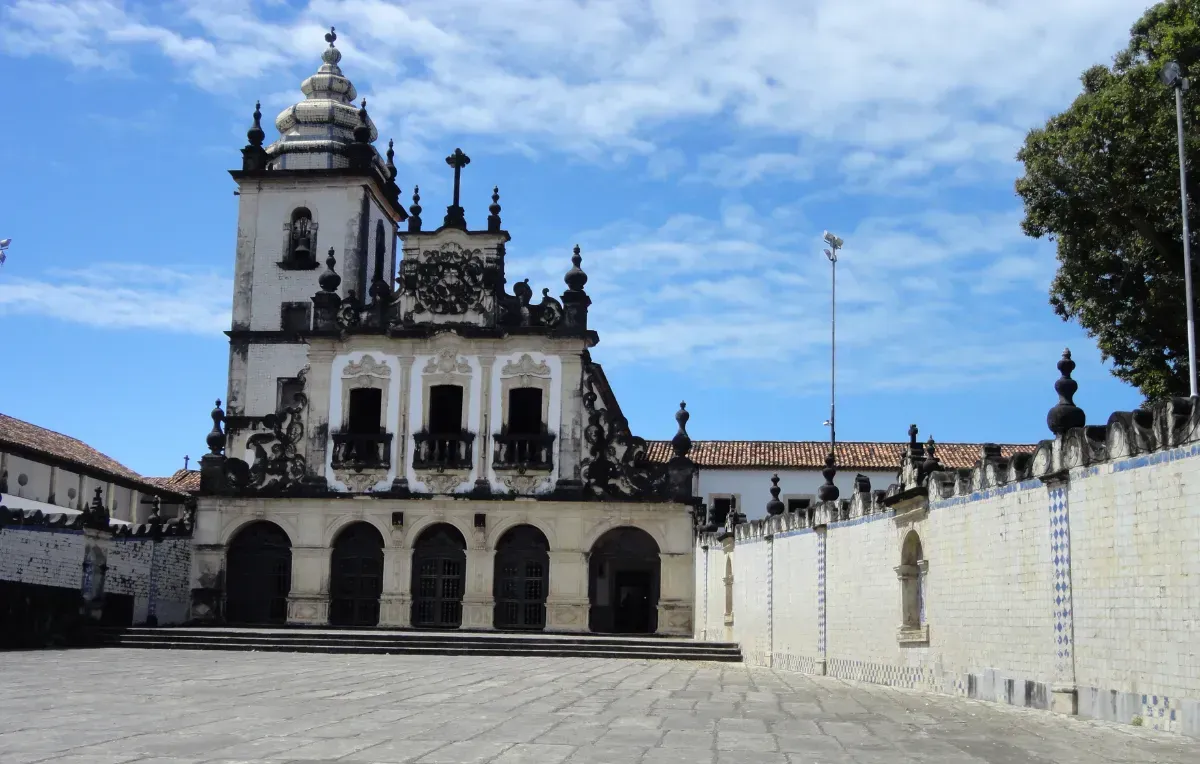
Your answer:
[1017,0,1200,401]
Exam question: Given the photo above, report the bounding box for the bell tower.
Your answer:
[224,27,407,422]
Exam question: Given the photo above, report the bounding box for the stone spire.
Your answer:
[206,399,226,456]
[487,186,503,232]
[766,474,785,516]
[817,452,839,502]
[318,247,341,293]
[240,100,269,171]
[1047,348,1085,436]
[671,401,692,458]
[562,244,591,329]
[408,186,423,232]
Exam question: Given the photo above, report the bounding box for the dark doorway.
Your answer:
[101,593,135,627]
[411,523,466,628]
[507,388,543,434]
[329,523,385,627]
[493,525,549,630]
[347,388,383,433]
[225,521,292,625]
[588,526,660,634]
[428,384,464,433]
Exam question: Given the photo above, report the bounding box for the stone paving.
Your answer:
[2,649,1198,764]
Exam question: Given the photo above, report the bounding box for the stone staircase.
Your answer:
[96,626,743,662]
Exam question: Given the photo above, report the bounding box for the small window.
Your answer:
[280,302,311,332]
[277,377,305,412]
[787,497,812,513]
[347,388,383,434]
[429,384,464,433]
[507,388,543,435]
[710,497,732,526]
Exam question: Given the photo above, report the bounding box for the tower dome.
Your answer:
[266,27,385,173]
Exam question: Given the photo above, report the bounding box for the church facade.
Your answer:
[190,29,699,635]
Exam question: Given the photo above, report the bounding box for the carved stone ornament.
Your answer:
[341,471,386,492]
[343,354,391,379]
[497,279,563,328]
[424,349,471,375]
[404,243,487,315]
[419,472,466,494]
[227,366,312,493]
[502,474,547,494]
[500,354,551,379]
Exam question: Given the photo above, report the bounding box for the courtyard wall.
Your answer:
[696,397,1200,738]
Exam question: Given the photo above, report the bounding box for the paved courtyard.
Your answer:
[1,649,1198,764]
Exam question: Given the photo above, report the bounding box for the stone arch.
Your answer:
[493,524,550,630]
[485,515,558,551]
[225,520,292,625]
[329,522,385,627]
[581,517,668,555]
[899,530,925,629]
[322,513,392,549]
[402,514,473,550]
[588,526,660,634]
[221,514,296,547]
[410,522,467,628]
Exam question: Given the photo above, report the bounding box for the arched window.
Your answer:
[287,207,315,265]
[896,530,929,644]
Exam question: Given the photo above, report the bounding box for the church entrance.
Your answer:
[588,526,660,634]
[493,525,549,630]
[411,523,466,629]
[329,522,384,627]
[225,521,292,625]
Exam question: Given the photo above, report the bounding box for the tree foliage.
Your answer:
[1017,0,1200,401]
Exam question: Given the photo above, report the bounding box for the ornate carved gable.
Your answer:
[400,241,492,319]
[423,349,471,375]
[501,354,551,379]
[343,354,391,379]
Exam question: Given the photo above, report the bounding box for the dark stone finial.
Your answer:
[908,423,918,446]
[353,98,371,144]
[148,496,163,525]
[766,474,785,516]
[91,486,103,511]
[922,436,940,475]
[817,451,840,502]
[487,186,502,232]
[85,486,110,530]
[408,186,423,232]
[319,247,341,292]
[206,398,226,456]
[246,100,265,147]
[565,244,588,291]
[385,139,397,180]
[1047,348,1086,435]
[325,26,337,45]
[671,401,692,458]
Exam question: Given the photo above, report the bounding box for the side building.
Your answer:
[191,31,700,635]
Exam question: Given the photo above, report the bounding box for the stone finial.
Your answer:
[1047,348,1086,435]
[206,399,226,456]
[408,186,423,232]
[908,423,918,446]
[565,244,588,291]
[353,98,371,144]
[246,100,265,147]
[922,435,940,474]
[766,474,785,516]
[671,401,691,458]
[148,496,163,525]
[319,247,341,292]
[817,451,840,502]
[487,186,502,232]
[385,138,397,181]
[85,486,110,530]
[322,26,341,66]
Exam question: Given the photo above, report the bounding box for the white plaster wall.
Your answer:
[0,527,84,588]
[733,535,770,665]
[245,344,313,416]
[700,468,896,521]
[4,454,51,502]
[772,527,819,672]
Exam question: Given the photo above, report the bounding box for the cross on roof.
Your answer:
[443,148,471,229]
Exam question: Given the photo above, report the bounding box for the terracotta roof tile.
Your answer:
[644,440,1037,471]
[0,413,189,498]
[143,469,201,494]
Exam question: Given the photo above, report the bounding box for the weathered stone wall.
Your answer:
[0,526,84,589]
[696,396,1200,737]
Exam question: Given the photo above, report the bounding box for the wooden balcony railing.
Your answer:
[331,431,393,471]
[412,430,475,471]
[492,431,556,471]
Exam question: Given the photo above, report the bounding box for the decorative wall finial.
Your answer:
[247,100,265,147]
[817,451,840,502]
[353,98,371,144]
[148,496,163,525]
[408,185,423,232]
[206,399,226,456]
[908,423,918,446]
[1047,348,1086,435]
[922,436,940,475]
[565,244,588,291]
[319,247,341,292]
[766,474,785,516]
[671,401,691,458]
[386,138,397,180]
[487,186,502,232]
[443,148,471,229]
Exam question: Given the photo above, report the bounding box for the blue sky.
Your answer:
[0,0,1154,478]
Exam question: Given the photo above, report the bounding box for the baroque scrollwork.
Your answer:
[419,472,466,494]
[579,359,671,499]
[227,367,312,493]
[500,353,551,378]
[401,243,488,316]
[423,349,471,375]
[343,354,391,379]
[498,279,563,328]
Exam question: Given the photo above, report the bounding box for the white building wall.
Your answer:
[699,468,896,521]
[771,527,819,673]
[0,527,84,588]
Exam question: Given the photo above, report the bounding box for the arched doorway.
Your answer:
[588,526,660,634]
[493,525,549,630]
[329,522,385,627]
[411,523,466,628]
[225,521,292,625]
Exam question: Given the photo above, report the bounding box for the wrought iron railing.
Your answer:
[492,431,556,471]
[412,430,475,470]
[330,432,393,471]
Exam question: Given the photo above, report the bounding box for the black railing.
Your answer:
[493,431,556,471]
[412,430,475,470]
[331,432,393,471]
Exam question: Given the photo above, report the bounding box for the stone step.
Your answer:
[97,628,742,662]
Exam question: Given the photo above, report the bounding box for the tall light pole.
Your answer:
[0,239,10,267]
[1162,61,1199,397]
[822,231,843,459]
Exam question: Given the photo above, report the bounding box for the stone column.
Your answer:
[475,356,495,495]
[555,354,584,490]
[1046,479,1078,715]
[392,356,415,493]
[379,546,412,627]
[461,548,496,629]
[304,344,337,483]
[545,550,590,631]
[657,551,694,636]
[286,546,330,625]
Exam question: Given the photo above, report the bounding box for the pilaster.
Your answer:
[379,546,411,627]
[305,344,337,480]
[658,551,694,634]
[462,547,495,629]
[393,355,415,492]
[287,546,330,625]
[189,542,225,623]
[556,354,584,487]
[545,550,589,631]
[80,527,110,623]
[766,533,774,667]
[475,355,495,494]
[815,525,828,675]
[1047,478,1078,715]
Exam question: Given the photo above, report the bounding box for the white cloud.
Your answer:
[0,264,232,334]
